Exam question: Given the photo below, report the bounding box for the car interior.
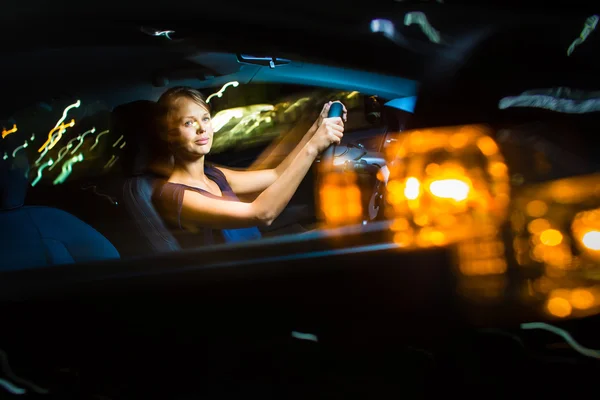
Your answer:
[1,1,600,399]
[1,52,414,262]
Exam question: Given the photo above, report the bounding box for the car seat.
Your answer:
[0,138,120,271]
[112,100,181,254]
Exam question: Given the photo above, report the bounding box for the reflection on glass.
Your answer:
[384,125,510,248]
[318,171,363,227]
[1,97,115,188]
[383,125,511,302]
[512,173,600,318]
[210,90,363,154]
[1,124,17,139]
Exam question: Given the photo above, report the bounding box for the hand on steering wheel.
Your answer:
[317,101,348,127]
[320,101,347,170]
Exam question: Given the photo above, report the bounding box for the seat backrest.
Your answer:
[122,174,180,253]
[0,138,120,271]
[111,100,181,254]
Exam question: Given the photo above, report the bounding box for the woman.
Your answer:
[152,86,346,248]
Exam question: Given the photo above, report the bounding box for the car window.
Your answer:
[3,99,116,185]
[0,80,392,271]
[205,84,382,157]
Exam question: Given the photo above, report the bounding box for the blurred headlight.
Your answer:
[384,125,510,249]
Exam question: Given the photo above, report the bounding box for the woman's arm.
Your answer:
[249,115,315,171]
[217,101,347,195]
[215,121,315,195]
[175,118,344,229]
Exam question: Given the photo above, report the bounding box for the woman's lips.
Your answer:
[195,138,209,145]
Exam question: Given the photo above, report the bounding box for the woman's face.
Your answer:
[165,97,213,159]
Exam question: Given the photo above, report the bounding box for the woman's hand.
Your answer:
[308,117,344,154]
[316,101,348,127]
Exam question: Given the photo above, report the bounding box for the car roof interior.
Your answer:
[0,49,418,122]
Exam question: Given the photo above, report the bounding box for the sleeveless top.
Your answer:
[153,164,262,249]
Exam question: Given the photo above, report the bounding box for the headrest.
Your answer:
[0,137,30,210]
[111,100,171,177]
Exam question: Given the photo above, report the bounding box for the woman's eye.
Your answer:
[203,117,211,122]
[184,121,194,127]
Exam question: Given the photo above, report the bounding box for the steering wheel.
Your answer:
[319,101,388,222]
[320,102,344,170]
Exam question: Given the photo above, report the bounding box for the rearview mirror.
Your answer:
[364,95,382,125]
